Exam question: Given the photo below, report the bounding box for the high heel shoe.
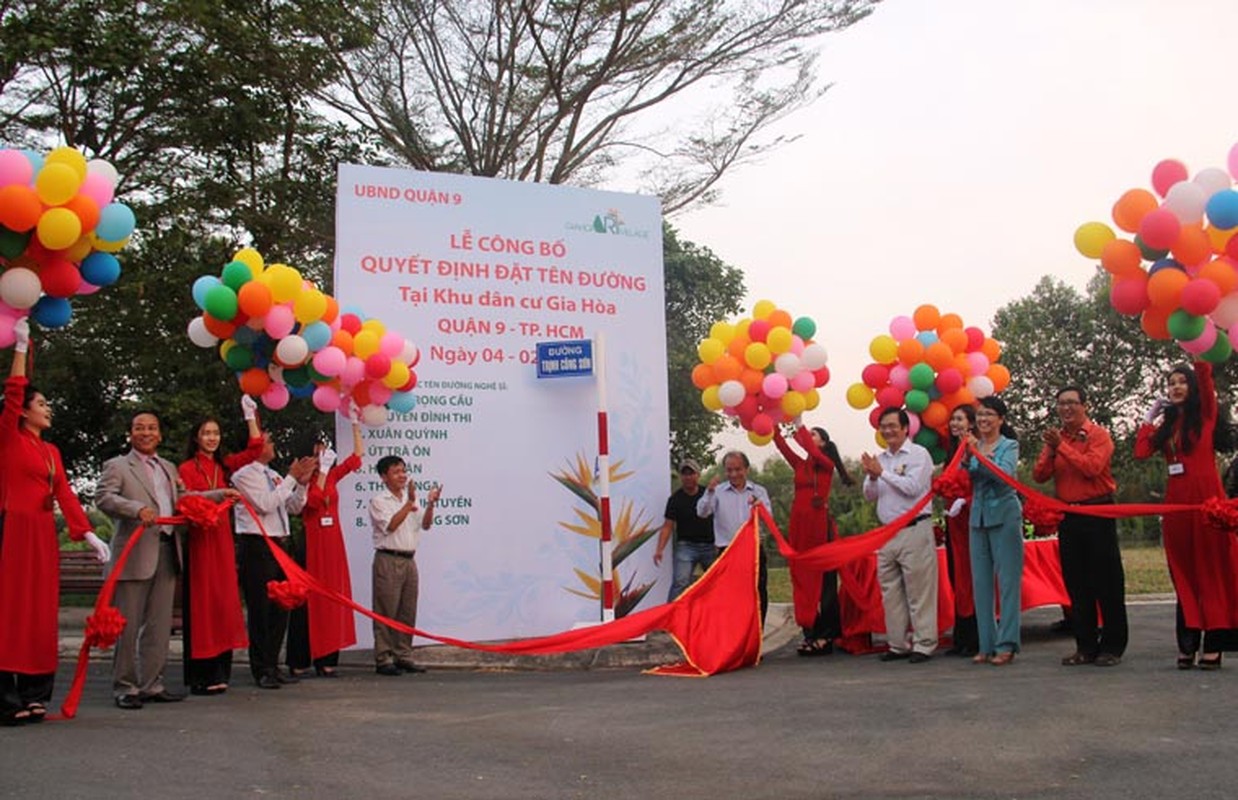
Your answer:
[315,666,339,678]
[972,653,991,664]
[1199,652,1222,670]
[1177,653,1196,670]
[990,652,1016,667]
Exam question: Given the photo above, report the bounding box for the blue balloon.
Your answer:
[1149,258,1185,275]
[915,331,939,347]
[32,297,72,328]
[20,149,43,173]
[1206,189,1238,231]
[95,202,136,241]
[301,321,331,351]
[288,382,314,399]
[387,391,417,414]
[80,252,121,287]
[232,326,257,346]
[192,275,218,309]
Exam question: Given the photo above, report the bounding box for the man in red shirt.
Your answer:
[1033,386,1128,667]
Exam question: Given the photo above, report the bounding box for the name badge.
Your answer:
[320,516,335,527]
[1168,463,1185,476]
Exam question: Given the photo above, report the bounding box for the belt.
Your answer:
[909,513,931,525]
[1068,494,1114,506]
[377,549,415,559]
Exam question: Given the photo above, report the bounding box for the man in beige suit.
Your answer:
[97,410,231,709]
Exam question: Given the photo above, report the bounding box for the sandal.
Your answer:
[1061,652,1096,666]
[1199,652,1222,670]
[315,667,339,678]
[1177,653,1195,670]
[2,708,32,727]
[25,702,46,723]
[990,652,1016,667]
[796,638,834,657]
[972,653,991,664]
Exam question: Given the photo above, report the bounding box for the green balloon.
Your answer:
[224,344,253,371]
[220,260,253,292]
[791,317,816,340]
[204,284,238,321]
[0,226,30,260]
[1134,235,1169,262]
[912,427,937,447]
[905,389,930,413]
[284,365,312,387]
[1201,332,1234,363]
[1166,309,1206,341]
[908,362,935,390]
[928,445,947,465]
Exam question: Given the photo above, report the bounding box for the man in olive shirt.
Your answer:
[653,460,716,601]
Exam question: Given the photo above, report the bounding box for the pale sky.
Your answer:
[676,0,1238,464]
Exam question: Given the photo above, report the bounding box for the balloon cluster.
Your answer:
[187,249,419,425]
[846,304,1008,463]
[0,146,132,337]
[692,300,830,446]
[1074,143,1238,362]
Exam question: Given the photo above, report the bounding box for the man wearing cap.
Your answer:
[654,459,716,601]
[861,407,937,663]
[696,451,773,622]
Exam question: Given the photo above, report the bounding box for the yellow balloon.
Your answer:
[751,300,776,320]
[293,289,328,323]
[744,341,772,370]
[36,207,82,250]
[361,318,386,338]
[233,247,265,276]
[846,382,875,409]
[268,264,302,303]
[803,387,820,411]
[353,330,380,358]
[383,360,411,389]
[781,391,806,418]
[1073,221,1116,259]
[64,235,93,261]
[875,430,887,449]
[91,234,129,253]
[44,146,88,180]
[701,385,722,411]
[747,431,773,447]
[697,337,724,364]
[220,340,236,362]
[709,321,736,345]
[766,326,793,354]
[869,334,898,364]
[1206,225,1234,253]
[35,163,81,206]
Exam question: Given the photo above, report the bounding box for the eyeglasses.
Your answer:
[975,410,1000,418]
[1056,399,1082,407]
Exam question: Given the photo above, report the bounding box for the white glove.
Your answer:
[318,447,336,474]
[14,318,29,354]
[241,394,258,421]
[84,532,111,564]
[347,400,361,420]
[1144,397,1169,424]
[946,498,967,518]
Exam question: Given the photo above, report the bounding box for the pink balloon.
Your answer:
[264,304,295,338]
[1181,279,1222,316]
[365,353,391,379]
[76,279,102,296]
[379,332,404,358]
[1229,142,1238,181]
[1180,321,1217,354]
[312,385,341,412]
[966,352,990,376]
[368,384,393,406]
[312,346,346,377]
[790,371,815,393]
[762,372,788,399]
[889,315,916,341]
[340,356,366,387]
[1152,158,1189,198]
[789,335,805,356]
[77,172,115,210]
[935,367,963,394]
[888,364,911,391]
[876,386,904,408]
[908,412,921,437]
[0,316,16,349]
[261,382,289,410]
[1139,208,1181,250]
[0,149,33,188]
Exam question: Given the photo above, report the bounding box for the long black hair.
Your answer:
[978,395,1018,441]
[184,416,229,470]
[16,383,39,430]
[945,404,977,460]
[811,426,854,487]
[1151,364,1203,454]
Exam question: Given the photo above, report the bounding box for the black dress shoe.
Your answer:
[879,650,910,662]
[375,663,403,676]
[274,670,300,685]
[115,695,144,710]
[141,689,185,703]
[256,673,282,689]
[397,661,427,674]
[908,652,933,664]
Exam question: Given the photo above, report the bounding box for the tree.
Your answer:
[663,222,745,464]
[316,0,879,213]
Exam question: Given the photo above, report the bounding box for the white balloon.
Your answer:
[1211,293,1238,328]
[0,268,42,310]
[187,316,218,348]
[774,352,801,378]
[361,404,389,427]
[266,363,284,382]
[968,375,995,399]
[1194,166,1232,198]
[400,340,420,366]
[717,379,746,407]
[86,158,120,185]
[1163,181,1207,225]
[275,335,308,365]
[801,342,828,370]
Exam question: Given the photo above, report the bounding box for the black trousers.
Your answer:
[1176,604,1238,654]
[1058,509,1128,657]
[238,535,290,680]
[0,671,53,715]
[802,570,840,640]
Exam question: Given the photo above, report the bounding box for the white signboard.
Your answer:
[334,165,668,645]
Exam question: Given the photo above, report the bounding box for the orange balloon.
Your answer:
[320,295,339,324]
[711,354,743,383]
[897,337,925,367]
[952,353,972,374]
[1100,239,1143,276]
[939,327,968,354]
[766,309,793,331]
[691,363,714,390]
[987,363,1011,393]
[739,368,764,395]
[330,328,355,356]
[61,195,100,233]
[1200,258,1238,296]
[913,304,940,331]
[239,367,271,396]
[202,314,237,339]
[1206,225,1234,254]
[727,333,751,360]
[1146,268,1189,308]
[0,185,42,232]
[924,341,954,371]
[943,387,976,409]
[1112,188,1158,233]
[1172,224,1212,267]
[1141,306,1171,340]
[980,337,1001,363]
[936,313,964,333]
[921,401,948,430]
[237,280,274,317]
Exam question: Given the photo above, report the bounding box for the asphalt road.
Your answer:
[5,602,1237,800]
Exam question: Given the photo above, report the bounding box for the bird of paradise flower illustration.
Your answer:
[551,451,658,617]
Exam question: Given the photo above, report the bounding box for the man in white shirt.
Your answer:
[369,455,441,676]
[861,407,937,663]
[696,451,773,622]
[231,435,316,689]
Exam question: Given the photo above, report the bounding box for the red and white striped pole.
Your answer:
[595,331,615,622]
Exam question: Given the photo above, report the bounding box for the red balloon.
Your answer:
[868,406,884,429]
[1109,276,1149,316]
[861,362,889,389]
[813,366,830,386]
[750,413,774,436]
[1181,278,1222,315]
[875,386,904,408]
[38,258,81,298]
[748,319,771,343]
[1139,208,1181,250]
[364,353,391,379]
[964,326,985,351]
[935,367,963,394]
[340,313,363,334]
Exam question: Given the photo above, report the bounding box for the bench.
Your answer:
[58,549,183,633]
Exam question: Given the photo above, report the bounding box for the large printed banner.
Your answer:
[334,165,668,645]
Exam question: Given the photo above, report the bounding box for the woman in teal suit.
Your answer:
[966,395,1023,666]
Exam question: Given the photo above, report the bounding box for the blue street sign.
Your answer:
[536,340,594,379]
